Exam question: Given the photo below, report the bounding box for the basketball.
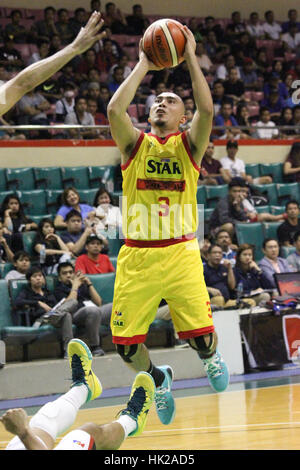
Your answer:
[142,19,186,68]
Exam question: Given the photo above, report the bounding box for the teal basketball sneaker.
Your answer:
[202,350,229,393]
[155,365,176,425]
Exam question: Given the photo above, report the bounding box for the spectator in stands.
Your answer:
[213,101,239,139]
[215,229,237,266]
[188,17,203,43]
[1,194,37,236]
[64,96,98,140]
[225,11,246,43]
[167,61,192,89]
[282,24,300,51]
[263,75,288,100]
[212,80,226,115]
[96,38,118,73]
[87,97,108,129]
[77,48,99,79]
[4,9,28,44]
[246,12,265,39]
[204,30,219,58]
[55,86,75,123]
[108,65,125,93]
[37,76,62,105]
[284,142,300,181]
[278,107,297,138]
[232,32,256,64]
[14,265,74,358]
[34,218,72,275]
[209,178,249,238]
[254,107,279,139]
[259,238,292,288]
[55,262,109,357]
[56,64,77,91]
[235,104,254,138]
[293,106,300,135]
[234,244,272,304]
[0,220,14,263]
[145,82,167,115]
[104,2,128,34]
[99,85,111,117]
[5,250,31,281]
[98,26,123,59]
[261,88,285,121]
[223,67,245,104]
[277,200,300,247]
[287,231,300,271]
[200,16,224,42]
[108,55,131,82]
[69,8,88,38]
[54,188,94,230]
[49,34,63,56]
[30,6,58,43]
[199,236,211,265]
[195,41,213,74]
[262,10,282,40]
[255,48,270,78]
[203,244,237,308]
[27,40,50,65]
[90,0,101,14]
[215,54,241,80]
[126,4,149,36]
[240,185,285,223]
[75,234,115,274]
[18,88,51,128]
[199,142,227,185]
[93,188,122,232]
[282,9,300,34]
[0,34,24,72]
[55,8,74,45]
[239,58,259,90]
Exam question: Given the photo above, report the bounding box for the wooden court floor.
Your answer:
[1,383,300,450]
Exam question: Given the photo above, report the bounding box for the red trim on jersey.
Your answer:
[88,436,95,450]
[112,334,147,345]
[181,131,201,172]
[137,178,186,191]
[147,131,181,144]
[178,325,215,339]
[125,234,195,248]
[121,132,145,171]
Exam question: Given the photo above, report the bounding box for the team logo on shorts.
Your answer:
[73,440,86,448]
[113,310,124,327]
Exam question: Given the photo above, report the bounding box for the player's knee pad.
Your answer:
[188,333,217,359]
[116,344,138,363]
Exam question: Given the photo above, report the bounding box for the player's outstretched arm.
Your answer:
[182,26,214,166]
[0,408,48,450]
[107,41,162,160]
[0,11,105,117]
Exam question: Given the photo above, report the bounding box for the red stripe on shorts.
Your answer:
[88,436,95,450]
[112,334,147,345]
[178,325,215,339]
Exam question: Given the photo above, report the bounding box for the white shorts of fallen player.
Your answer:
[6,430,95,451]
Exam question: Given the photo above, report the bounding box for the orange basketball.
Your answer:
[142,19,186,68]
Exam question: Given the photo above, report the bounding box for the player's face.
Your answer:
[59,266,74,284]
[149,93,186,130]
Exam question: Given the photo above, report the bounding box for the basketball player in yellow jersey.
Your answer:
[108,26,229,426]
[0,12,104,117]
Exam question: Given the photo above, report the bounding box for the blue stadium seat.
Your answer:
[235,223,264,260]
[62,167,90,189]
[260,163,283,183]
[18,190,47,215]
[205,185,228,208]
[34,167,63,190]
[252,184,278,205]
[245,164,260,179]
[276,183,299,206]
[262,222,282,240]
[6,168,35,191]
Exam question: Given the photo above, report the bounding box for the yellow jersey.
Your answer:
[121,131,200,245]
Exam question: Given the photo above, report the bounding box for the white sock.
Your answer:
[29,385,88,440]
[115,415,137,438]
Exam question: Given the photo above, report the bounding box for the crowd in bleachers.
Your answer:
[0,2,299,139]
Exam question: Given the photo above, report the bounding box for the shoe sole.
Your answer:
[129,372,155,437]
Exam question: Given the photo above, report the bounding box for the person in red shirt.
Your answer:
[75,234,115,274]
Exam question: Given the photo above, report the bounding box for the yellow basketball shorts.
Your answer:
[111,238,214,345]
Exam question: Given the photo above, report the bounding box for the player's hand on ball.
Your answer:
[0,408,29,436]
[181,26,196,59]
[139,39,164,71]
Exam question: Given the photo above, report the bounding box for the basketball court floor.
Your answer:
[1,366,300,450]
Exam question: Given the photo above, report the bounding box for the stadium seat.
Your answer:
[205,185,228,208]
[61,167,90,189]
[262,222,282,240]
[260,163,283,183]
[0,168,6,191]
[235,223,264,260]
[86,273,115,304]
[245,164,260,179]
[0,262,14,279]
[276,183,299,205]
[203,207,214,222]
[77,188,98,207]
[252,184,278,205]
[30,214,53,224]
[88,165,116,190]
[34,167,63,190]
[18,190,47,215]
[109,256,118,270]
[6,168,35,191]
[106,237,123,257]
[196,185,207,205]
[0,190,13,205]
[22,231,37,256]
[281,246,296,258]
[270,205,285,215]
[45,190,63,215]
[255,205,270,214]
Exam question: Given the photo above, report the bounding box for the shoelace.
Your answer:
[155,385,170,410]
[203,355,223,378]
[126,387,147,417]
[71,354,87,384]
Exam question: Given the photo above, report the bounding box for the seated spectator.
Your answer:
[93,188,122,232]
[145,82,167,115]
[225,11,246,43]
[49,33,63,56]
[240,185,285,223]
[195,41,213,74]
[104,2,128,34]
[282,24,300,51]
[254,107,279,139]
[5,250,31,281]
[263,75,288,101]
[215,229,237,266]
[277,200,300,247]
[255,48,270,78]
[231,32,256,63]
[75,234,115,274]
[234,244,272,305]
[55,8,74,45]
[223,67,245,104]
[54,187,94,230]
[235,104,254,139]
[4,9,28,44]
[36,76,62,105]
[199,142,227,185]
[287,231,300,271]
[283,142,300,182]
[77,48,99,80]
[215,54,241,80]
[97,26,123,60]
[108,65,125,94]
[282,9,300,34]
[209,179,249,238]
[239,58,259,90]
[87,97,109,138]
[69,8,88,38]
[27,40,50,66]
[246,12,265,39]
[278,107,297,138]
[293,106,300,135]
[0,34,24,72]
[64,96,98,140]
[30,6,58,43]
[199,236,211,265]
[1,194,37,241]
[55,86,75,123]
[188,17,204,43]
[259,238,293,288]
[34,218,72,275]
[85,82,109,117]
[200,16,224,42]
[212,80,226,116]
[213,101,239,139]
[18,88,51,127]
[96,38,118,73]
[108,55,132,82]
[126,4,149,35]
[167,61,192,89]
[13,266,74,358]
[0,220,15,263]
[262,10,282,40]
[204,30,219,57]
[54,262,110,357]
[261,88,285,121]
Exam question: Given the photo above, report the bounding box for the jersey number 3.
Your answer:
[158,197,170,217]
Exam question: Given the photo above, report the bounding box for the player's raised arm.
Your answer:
[0,12,105,117]
[107,42,162,160]
[182,26,214,166]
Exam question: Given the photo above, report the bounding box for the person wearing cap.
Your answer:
[64,96,98,139]
[0,34,24,72]
[220,140,272,184]
[75,234,115,274]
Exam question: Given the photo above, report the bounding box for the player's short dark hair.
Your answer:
[208,243,223,254]
[285,199,300,210]
[65,209,82,221]
[262,238,279,249]
[11,9,22,18]
[26,265,45,281]
[13,251,30,262]
[57,261,74,276]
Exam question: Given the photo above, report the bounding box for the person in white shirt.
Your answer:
[215,54,241,80]
[27,40,50,66]
[254,107,279,139]
[55,88,75,122]
[246,12,265,39]
[282,24,300,50]
[5,250,31,281]
[195,41,213,74]
[262,10,282,40]
[92,188,122,233]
